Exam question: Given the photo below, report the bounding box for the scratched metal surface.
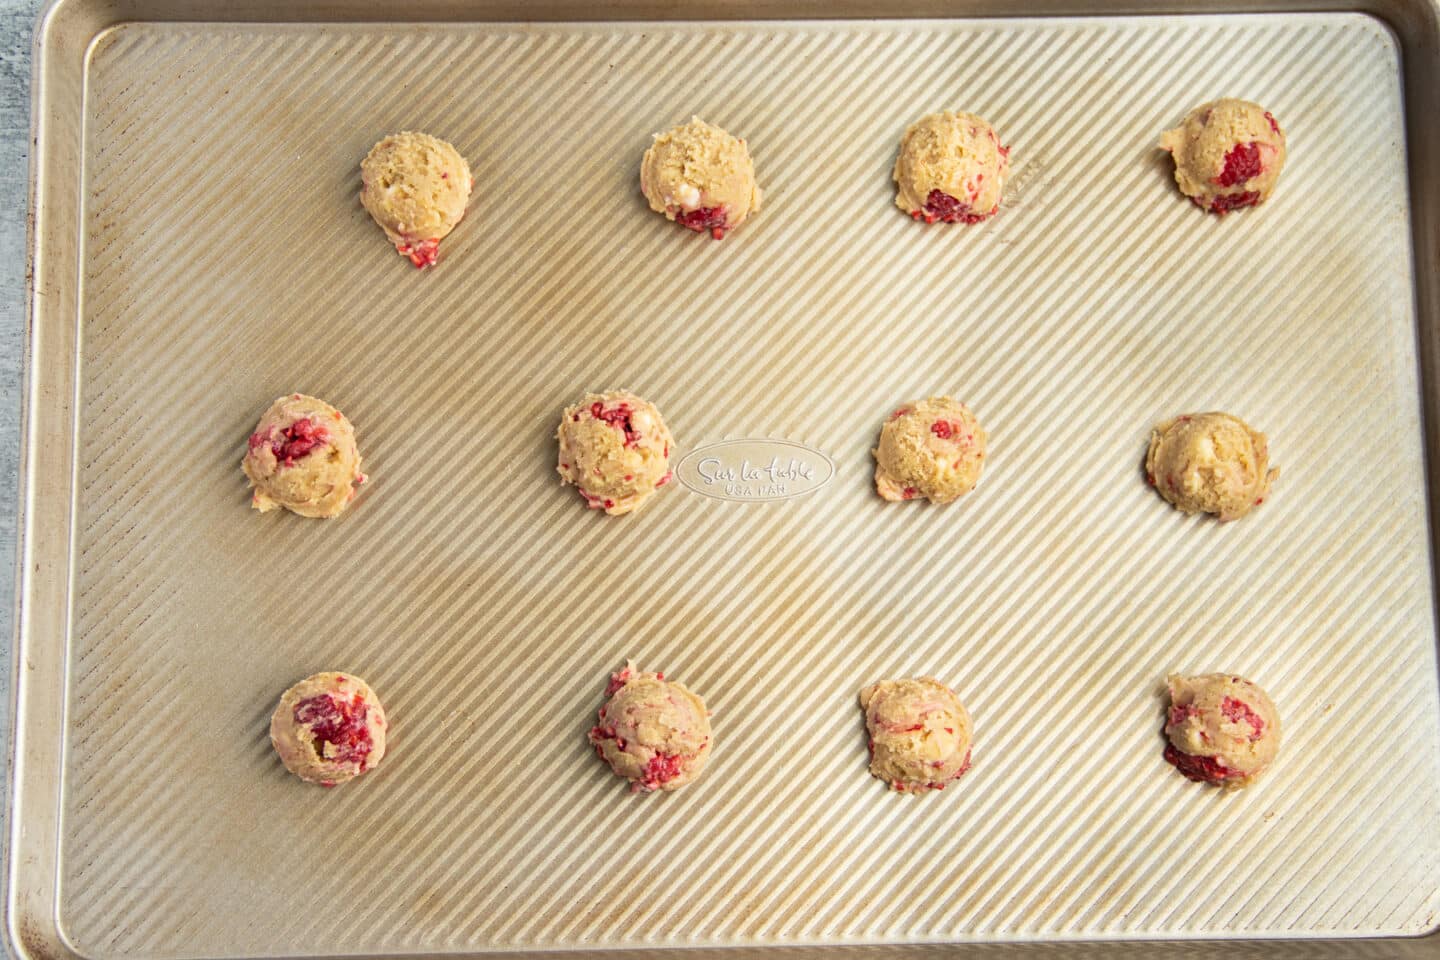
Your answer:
[13,7,1440,959]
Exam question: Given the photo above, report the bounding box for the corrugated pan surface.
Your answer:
[21,9,1440,958]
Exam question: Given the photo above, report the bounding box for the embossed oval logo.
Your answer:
[676,440,835,502]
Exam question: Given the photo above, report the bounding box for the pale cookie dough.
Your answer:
[588,662,712,793]
[1159,99,1286,215]
[859,677,973,794]
[1164,673,1280,787]
[893,111,1010,224]
[557,390,674,516]
[243,394,366,519]
[360,131,472,267]
[640,117,761,239]
[1146,412,1277,522]
[270,672,388,787]
[873,397,987,504]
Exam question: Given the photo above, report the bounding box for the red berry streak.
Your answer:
[675,206,728,239]
[591,402,641,447]
[293,693,372,768]
[1164,743,1235,783]
[604,667,633,697]
[1220,696,1266,740]
[1167,704,1200,728]
[251,418,330,467]
[396,237,440,269]
[1213,142,1264,187]
[955,748,973,778]
[1206,191,1262,214]
[923,189,988,224]
[640,753,684,789]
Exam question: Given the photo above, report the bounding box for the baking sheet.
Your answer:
[12,6,1440,958]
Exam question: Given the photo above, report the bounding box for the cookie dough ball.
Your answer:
[1164,673,1280,787]
[640,117,761,239]
[1159,99,1286,215]
[859,677,973,793]
[242,394,366,519]
[556,390,674,516]
[1146,412,1277,522]
[873,397,987,504]
[893,111,1010,224]
[587,662,712,793]
[360,131,472,267]
[270,672,387,787]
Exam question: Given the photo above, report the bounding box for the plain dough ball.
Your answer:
[640,117,761,238]
[1146,412,1277,521]
[270,672,388,787]
[1164,673,1280,787]
[588,662,712,793]
[873,397,987,504]
[243,394,366,519]
[859,677,973,793]
[1159,99,1286,214]
[557,390,675,516]
[360,131,472,267]
[893,111,1010,223]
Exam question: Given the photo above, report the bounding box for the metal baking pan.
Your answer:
[10,0,1440,957]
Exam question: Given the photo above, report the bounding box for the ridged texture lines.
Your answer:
[55,13,1440,958]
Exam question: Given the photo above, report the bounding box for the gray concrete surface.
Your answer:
[0,0,34,780]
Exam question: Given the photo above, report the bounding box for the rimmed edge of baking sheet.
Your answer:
[9,0,1440,957]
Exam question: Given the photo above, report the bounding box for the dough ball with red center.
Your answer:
[1159,99,1286,214]
[873,396,987,504]
[556,390,675,516]
[1164,673,1280,787]
[1146,411,1277,521]
[242,394,365,519]
[360,131,472,267]
[270,672,388,787]
[859,677,973,794]
[893,111,1010,224]
[639,117,761,239]
[587,662,712,794]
